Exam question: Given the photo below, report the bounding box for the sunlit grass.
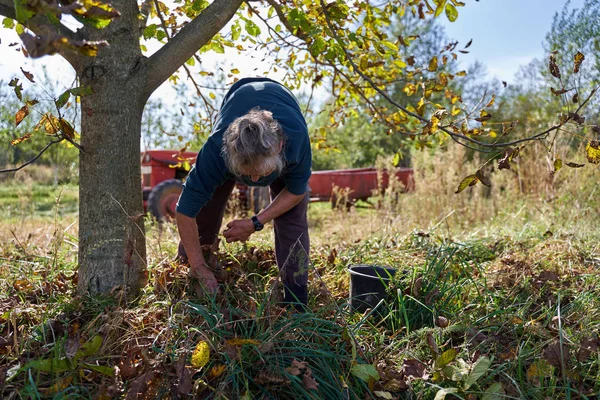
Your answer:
[0,175,599,398]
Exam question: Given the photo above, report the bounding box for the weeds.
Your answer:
[1,143,599,398]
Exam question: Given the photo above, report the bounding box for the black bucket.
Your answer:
[348,264,397,313]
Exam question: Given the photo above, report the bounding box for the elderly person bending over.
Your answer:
[176,77,311,310]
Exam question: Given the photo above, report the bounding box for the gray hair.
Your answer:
[222,108,285,177]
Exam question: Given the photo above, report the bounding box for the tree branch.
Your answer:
[319,0,599,151]
[0,140,61,174]
[0,0,82,66]
[0,0,15,19]
[142,0,244,97]
[0,0,79,41]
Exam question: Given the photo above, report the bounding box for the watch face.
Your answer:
[252,216,264,231]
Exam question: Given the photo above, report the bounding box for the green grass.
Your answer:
[0,184,78,220]
[0,186,599,399]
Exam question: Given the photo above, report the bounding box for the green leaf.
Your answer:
[455,174,478,194]
[16,23,24,35]
[482,382,505,400]
[71,0,119,29]
[143,24,157,40]
[464,356,491,389]
[186,57,195,66]
[434,0,446,17]
[267,6,274,18]
[80,363,115,376]
[14,0,34,23]
[245,19,261,36]
[156,30,167,41]
[445,3,458,22]
[73,335,103,363]
[350,364,380,383]
[3,17,15,29]
[392,152,401,167]
[231,22,241,41]
[25,358,73,373]
[434,387,458,400]
[56,90,71,109]
[69,86,93,97]
[211,41,225,54]
[309,36,327,57]
[435,348,457,368]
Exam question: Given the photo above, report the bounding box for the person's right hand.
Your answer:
[189,263,219,295]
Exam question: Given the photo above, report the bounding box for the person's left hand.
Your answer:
[223,218,255,243]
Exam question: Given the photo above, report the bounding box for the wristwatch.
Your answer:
[251,215,264,231]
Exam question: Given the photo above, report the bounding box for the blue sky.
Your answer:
[0,0,586,94]
[440,0,585,82]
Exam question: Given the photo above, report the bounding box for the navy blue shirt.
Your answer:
[176,77,312,218]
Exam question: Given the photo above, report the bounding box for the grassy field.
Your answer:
[1,178,599,399]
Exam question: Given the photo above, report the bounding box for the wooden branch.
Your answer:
[0,140,61,174]
[0,0,81,67]
[0,0,15,19]
[142,0,244,97]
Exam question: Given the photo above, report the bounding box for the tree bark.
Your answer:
[0,0,245,298]
[75,0,148,297]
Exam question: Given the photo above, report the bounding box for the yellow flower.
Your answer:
[191,340,210,368]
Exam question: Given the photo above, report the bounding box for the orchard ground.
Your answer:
[0,155,599,399]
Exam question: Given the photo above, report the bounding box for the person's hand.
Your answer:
[189,263,218,295]
[223,218,255,243]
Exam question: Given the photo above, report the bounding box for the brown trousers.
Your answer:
[178,177,309,305]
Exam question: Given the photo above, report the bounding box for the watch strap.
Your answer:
[251,215,264,231]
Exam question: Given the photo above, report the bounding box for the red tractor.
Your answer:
[142,150,414,220]
[142,150,267,220]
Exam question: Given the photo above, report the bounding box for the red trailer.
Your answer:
[141,150,265,220]
[141,150,414,219]
[308,167,414,204]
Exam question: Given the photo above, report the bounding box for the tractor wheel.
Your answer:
[148,179,182,221]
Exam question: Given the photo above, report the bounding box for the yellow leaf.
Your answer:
[231,68,240,74]
[527,360,553,382]
[428,56,438,72]
[486,94,495,108]
[209,92,216,100]
[573,51,585,73]
[416,98,426,116]
[455,174,478,193]
[403,83,417,96]
[456,70,467,77]
[451,106,461,116]
[207,364,227,379]
[191,340,210,368]
[10,133,32,146]
[586,140,600,164]
[553,158,562,172]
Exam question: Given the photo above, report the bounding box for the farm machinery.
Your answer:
[141,150,414,220]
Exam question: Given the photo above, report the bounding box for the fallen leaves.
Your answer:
[191,340,210,368]
[542,341,569,373]
[286,359,319,391]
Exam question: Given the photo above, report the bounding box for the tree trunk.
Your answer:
[77,86,147,297]
[75,0,149,297]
